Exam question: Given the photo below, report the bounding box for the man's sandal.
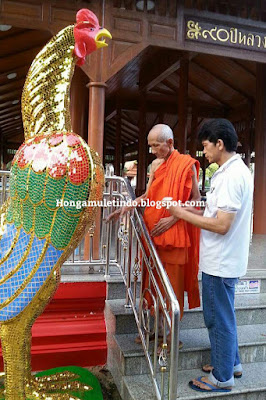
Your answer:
[189,376,232,393]
[135,333,163,344]
[202,364,242,378]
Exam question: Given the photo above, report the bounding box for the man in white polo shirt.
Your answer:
[168,119,253,393]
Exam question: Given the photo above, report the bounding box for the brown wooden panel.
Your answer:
[0,46,42,74]
[4,133,23,143]
[187,80,223,107]
[0,88,22,102]
[140,48,181,91]
[148,22,177,40]
[0,78,25,95]
[113,17,142,34]
[0,65,29,86]
[0,27,26,39]
[50,6,77,25]
[110,40,138,63]
[193,54,256,99]
[151,85,174,96]
[232,59,256,77]
[3,129,23,138]
[189,61,247,106]
[1,119,21,129]
[2,0,44,20]
[0,110,21,122]
[0,105,20,116]
[0,30,51,57]
[0,111,21,123]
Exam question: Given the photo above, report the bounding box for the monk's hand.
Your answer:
[150,216,178,237]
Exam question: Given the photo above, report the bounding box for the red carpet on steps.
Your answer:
[0,282,107,371]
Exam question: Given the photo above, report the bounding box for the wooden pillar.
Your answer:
[253,63,266,234]
[136,97,147,197]
[115,104,122,175]
[244,145,251,168]
[70,67,89,139]
[103,136,106,168]
[121,146,125,175]
[189,109,198,159]
[201,155,207,195]
[242,105,253,168]
[86,82,106,158]
[0,133,3,170]
[175,57,189,154]
[84,81,106,260]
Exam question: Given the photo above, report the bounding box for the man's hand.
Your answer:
[168,204,184,219]
[150,216,178,237]
[168,204,236,235]
[105,206,129,223]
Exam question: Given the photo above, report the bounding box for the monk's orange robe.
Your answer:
[143,150,200,319]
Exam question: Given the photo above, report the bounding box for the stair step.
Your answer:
[106,293,266,334]
[113,323,266,376]
[102,270,266,302]
[122,362,266,400]
[62,267,266,296]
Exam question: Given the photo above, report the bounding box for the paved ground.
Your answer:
[89,366,122,400]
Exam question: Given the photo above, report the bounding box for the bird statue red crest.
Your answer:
[0,8,111,400]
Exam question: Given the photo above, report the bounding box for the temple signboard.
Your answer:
[186,19,266,53]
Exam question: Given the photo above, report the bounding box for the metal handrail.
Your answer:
[101,175,180,399]
[121,176,180,400]
[0,171,10,206]
[0,169,180,399]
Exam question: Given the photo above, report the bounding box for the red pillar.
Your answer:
[84,82,106,260]
[253,64,266,234]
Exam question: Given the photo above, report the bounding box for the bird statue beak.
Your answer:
[95,28,112,48]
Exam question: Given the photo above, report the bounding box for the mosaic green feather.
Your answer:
[44,175,67,209]
[9,164,17,198]
[22,198,34,233]
[17,166,29,200]
[63,179,89,215]
[13,197,22,228]
[35,203,54,239]
[6,200,14,224]
[28,169,46,204]
[51,208,79,249]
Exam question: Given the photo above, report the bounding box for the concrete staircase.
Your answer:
[105,270,266,400]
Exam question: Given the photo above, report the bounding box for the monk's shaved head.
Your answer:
[148,124,174,142]
[148,124,174,160]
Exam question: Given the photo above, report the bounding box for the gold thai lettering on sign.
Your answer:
[186,20,202,39]
[202,27,217,41]
[186,20,266,50]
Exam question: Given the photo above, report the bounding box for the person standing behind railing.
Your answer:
[167,119,253,393]
[107,124,202,350]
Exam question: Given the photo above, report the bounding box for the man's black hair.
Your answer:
[198,119,238,152]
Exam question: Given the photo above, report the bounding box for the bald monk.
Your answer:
[107,124,201,347]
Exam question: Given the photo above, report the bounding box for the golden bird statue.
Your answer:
[0,8,111,400]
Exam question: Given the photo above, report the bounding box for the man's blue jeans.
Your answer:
[202,272,242,387]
